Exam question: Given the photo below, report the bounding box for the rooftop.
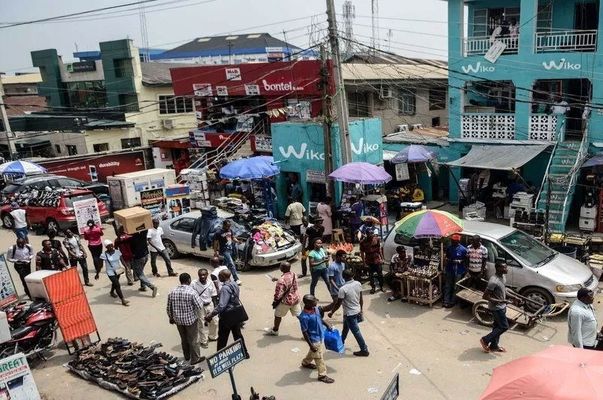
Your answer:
[3,95,48,117]
[1,73,42,85]
[345,52,447,68]
[140,62,196,86]
[342,63,448,81]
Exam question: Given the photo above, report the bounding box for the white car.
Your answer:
[159,210,302,271]
[384,220,597,309]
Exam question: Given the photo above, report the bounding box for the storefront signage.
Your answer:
[395,163,410,181]
[150,178,165,188]
[225,68,241,81]
[461,62,495,74]
[193,83,212,96]
[484,41,506,64]
[207,339,246,378]
[380,373,399,400]
[245,84,260,96]
[262,79,303,92]
[69,61,96,73]
[265,47,284,53]
[306,170,325,183]
[278,137,380,161]
[542,59,581,71]
[216,86,228,96]
[140,188,165,216]
[0,353,40,400]
[0,256,17,308]
[73,198,101,235]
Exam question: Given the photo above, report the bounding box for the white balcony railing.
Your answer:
[463,35,519,56]
[535,29,597,52]
[529,114,565,141]
[461,113,515,140]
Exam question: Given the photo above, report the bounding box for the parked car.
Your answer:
[1,189,109,232]
[2,175,109,197]
[383,220,597,311]
[160,210,302,271]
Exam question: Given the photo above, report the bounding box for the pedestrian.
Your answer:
[63,229,93,287]
[35,240,67,271]
[147,219,177,277]
[480,260,511,353]
[327,250,346,301]
[349,197,363,242]
[209,256,231,292]
[387,246,411,302]
[466,235,488,289]
[266,262,300,336]
[443,234,467,308]
[285,197,306,236]
[568,288,600,349]
[308,238,331,296]
[213,220,242,285]
[298,294,335,384]
[47,229,68,266]
[167,273,204,364]
[130,230,158,298]
[204,269,249,356]
[9,202,28,243]
[328,269,369,357]
[191,268,218,349]
[83,219,104,280]
[114,226,135,285]
[100,239,129,307]
[305,218,325,255]
[357,218,378,242]
[6,238,34,298]
[359,229,384,294]
[317,197,333,242]
[299,217,313,277]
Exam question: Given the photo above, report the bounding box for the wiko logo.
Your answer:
[279,143,324,160]
[350,138,379,155]
[461,62,495,74]
[542,59,581,71]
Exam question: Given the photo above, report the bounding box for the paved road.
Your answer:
[1,226,589,399]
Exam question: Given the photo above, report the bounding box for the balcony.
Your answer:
[529,114,564,141]
[535,29,598,53]
[464,36,519,56]
[461,113,515,140]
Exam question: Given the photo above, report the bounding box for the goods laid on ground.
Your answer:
[67,337,203,400]
[344,253,368,281]
[114,207,153,234]
[328,242,354,254]
[250,221,296,253]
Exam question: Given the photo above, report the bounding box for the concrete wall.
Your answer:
[81,127,141,154]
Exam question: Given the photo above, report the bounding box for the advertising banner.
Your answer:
[165,185,191,219]
[140,188,165,217]
[73,198,101,235]
[0,353,40,400]
[0,256,17,308]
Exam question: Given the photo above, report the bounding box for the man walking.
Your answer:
[266,262,300,336]
[328,269,369,357]
[466,235,488,289]
[130,230,158,298]
[443,234,467,308]
[285,197,306,236]
[167,273,204,364]
[7,238,34,298]
[568,288,600,349]
[213,220,241,285]
[114,226,135,285]
[298,294,335,384]
[148,219,177,277]
[9,203,28,243]
[359,229,384,294]
[64,229,93,287]
[327,250,346,301]
[480,260,511,353]
[191,268,218,349]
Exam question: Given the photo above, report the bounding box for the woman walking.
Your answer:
[83,219,104,280]
[100,240,129,306]
[316,197,333,243]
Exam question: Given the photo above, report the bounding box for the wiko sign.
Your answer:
[542,59,582,71]
[278,138,380,161]
[461,62,495,74]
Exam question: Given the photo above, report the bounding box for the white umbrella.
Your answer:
[0,160,47,175]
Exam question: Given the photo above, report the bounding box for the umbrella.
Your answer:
[390,144,436,164]
[395,209,463,238]
[0,160,47,175]
[582,155,603,168]
[328,162,392,184]
[219,156,279,180]
[480,345,603,400]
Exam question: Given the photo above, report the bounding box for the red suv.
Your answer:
[1,189,109,232]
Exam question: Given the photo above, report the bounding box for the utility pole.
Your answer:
[0,79,15,160]
[326,0,352,164]
[320,45,335,198]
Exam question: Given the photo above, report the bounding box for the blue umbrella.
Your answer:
[390,144,436,164]
[0,160,47,175]
[220,156,280,179]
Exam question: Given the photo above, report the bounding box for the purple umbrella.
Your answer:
[390,144,436,164]
[329,162,392,184]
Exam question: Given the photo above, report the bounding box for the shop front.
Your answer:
[272,118,383,217]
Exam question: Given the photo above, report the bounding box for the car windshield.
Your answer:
[64,194,95,207]
[2,183,22,194]
[499,230,556,267]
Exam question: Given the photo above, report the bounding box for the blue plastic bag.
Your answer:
[324,328,345,353]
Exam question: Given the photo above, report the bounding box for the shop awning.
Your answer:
[446,144,549,170]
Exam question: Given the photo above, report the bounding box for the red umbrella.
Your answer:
[480,345,603,400]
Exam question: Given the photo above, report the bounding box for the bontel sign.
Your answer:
[262,79,303,92]
[461,62,495,74]
[278,138,379,161]
[542,59,581,71]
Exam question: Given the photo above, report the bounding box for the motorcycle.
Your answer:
[4,300,50,328]
[250,387,275,400]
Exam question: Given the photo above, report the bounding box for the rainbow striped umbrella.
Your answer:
[396,210,463,239]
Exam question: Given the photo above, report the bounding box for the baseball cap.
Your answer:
[103,239,113,247]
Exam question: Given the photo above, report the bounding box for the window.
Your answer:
[54,145,61,154]
[348,92,370,117]
[93,143,109,152]
[429,88,447,110]
[398,89,416,115]
[171,218,196,233]
[158,95,193,114]
[66,145,78,155]
[119,94,139,112]
[57,178,85,188]
[113,59,133,78]
[121,137,142,149]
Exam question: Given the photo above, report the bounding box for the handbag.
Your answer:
[272,275,296,309]
[106,255,125,276]
[220,284,249,328]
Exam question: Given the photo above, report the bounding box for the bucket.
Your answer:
[553,245,577,259]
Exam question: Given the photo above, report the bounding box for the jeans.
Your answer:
[368,263,384,290]
[222,250,239,281]
[482,308,509,350]
[310,268,330,296]
[108,274,124,300]
[14,227,28,242]
[443,272,463,305]
[132,256,155,290]
[69,257,90,284]
[150,249,174,275]
[342,313,368,352]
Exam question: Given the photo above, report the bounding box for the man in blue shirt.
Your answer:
[298,294,334,384]
[443,234,467,308]
[328,250,346,300]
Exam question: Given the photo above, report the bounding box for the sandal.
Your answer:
[318,376,334,384]
[479,338,490,353]
[301,363,317,370]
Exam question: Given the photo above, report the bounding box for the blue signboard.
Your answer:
[207,339,246,378]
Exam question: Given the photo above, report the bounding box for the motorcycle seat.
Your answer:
[11,325,33,339]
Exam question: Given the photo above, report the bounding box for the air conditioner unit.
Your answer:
[379,86,393,99]
[396,124,409,133]
[411,124,424,130]
[162,119,174,129]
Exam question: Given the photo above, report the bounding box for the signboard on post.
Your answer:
[73,198,101,235]
[207,339,247,400]
[0,256,17,308]
[395,163,410,181]
[380,373,399,400]
[0,353,41,400]
[140,188,165,217]
[484,40,506,64]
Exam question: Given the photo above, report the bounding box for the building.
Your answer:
[446,0,603,231]
[0,73,47,117]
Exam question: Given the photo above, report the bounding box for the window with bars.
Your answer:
[398,89,416,115]
[121,137,142,149]
[429,88,447,110]
[93,143,109,152]
[158,96,194,114]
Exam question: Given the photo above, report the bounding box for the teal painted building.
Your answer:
[445,0,603,231]
[272,118,383,216]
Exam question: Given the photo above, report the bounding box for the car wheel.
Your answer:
[46,218,59,233]
[2,214,13,230]
[520,287,554,313]
[472,300,494,327]
[163,240,180,259]
[236,260,252,272]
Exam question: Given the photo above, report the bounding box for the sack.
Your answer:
[221,304,249,328]
[324,328,345,353]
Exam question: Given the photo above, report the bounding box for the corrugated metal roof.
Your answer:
[140,62,195,86]
[446,144,550,170]
[345,53,447,68]
[342,63,448,81]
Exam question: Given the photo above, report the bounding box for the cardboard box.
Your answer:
[114,206,153,234]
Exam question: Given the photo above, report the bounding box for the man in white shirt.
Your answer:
[285,200,306,236]
[552,96,570,115]
[9,202,28,243]
[191,268,218,348]
[7,238,34,298]
[209,256,232,292]
[147,219,177,277]
[568,288,600,349]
